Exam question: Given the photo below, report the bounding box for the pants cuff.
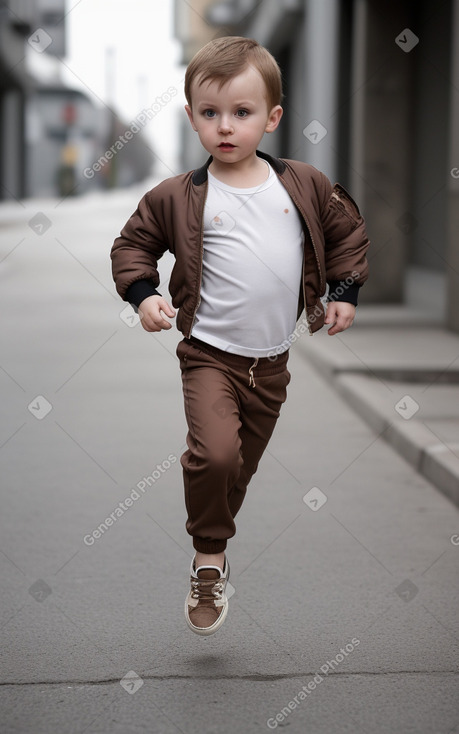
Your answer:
[193,537,227,554]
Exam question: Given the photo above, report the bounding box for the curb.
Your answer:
[297,340,459,508]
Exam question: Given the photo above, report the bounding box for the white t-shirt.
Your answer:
[191,162,304,357]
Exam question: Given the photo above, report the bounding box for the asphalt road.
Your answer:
[1,186,458,734]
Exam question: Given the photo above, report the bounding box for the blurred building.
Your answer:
[174,0,459,333]
[0,0,154,199]
[0,0,66,198]
[25,87,155,197]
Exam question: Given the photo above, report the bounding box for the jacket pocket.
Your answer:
[328,184,362,231]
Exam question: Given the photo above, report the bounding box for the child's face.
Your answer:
[185,65,282,167]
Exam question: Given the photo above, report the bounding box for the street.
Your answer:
[1,186,458,734]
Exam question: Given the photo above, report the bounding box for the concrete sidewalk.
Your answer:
[1,191,458,733]
[296,312,459,507]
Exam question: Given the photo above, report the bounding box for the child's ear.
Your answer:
[185,105,198,132]
[265,105,283,133]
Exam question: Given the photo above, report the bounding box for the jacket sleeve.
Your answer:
[320,183,370,305]
[110,187,169,302]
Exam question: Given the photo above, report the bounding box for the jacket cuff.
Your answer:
[125,279,161,309]
[327,280,360,306]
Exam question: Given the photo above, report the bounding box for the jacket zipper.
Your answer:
[301,263,311,335]
[187,181,208,338]
[279,178,324,336]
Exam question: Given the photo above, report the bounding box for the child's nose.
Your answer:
[218,116,233,134]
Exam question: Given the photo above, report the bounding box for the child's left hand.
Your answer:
[325,302,356,335]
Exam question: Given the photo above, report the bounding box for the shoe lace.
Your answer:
[190,577,224,601]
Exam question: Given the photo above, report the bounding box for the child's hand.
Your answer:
[138,295,176,332]
[325,302,356,335]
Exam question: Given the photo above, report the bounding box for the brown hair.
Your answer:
[184,36,283,111]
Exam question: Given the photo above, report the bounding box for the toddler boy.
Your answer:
[111,36,369,636]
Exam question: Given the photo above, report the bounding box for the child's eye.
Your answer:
[203,109,216,118]
[236,109,249,118]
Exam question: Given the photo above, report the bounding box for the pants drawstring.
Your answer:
[248,358,259,388]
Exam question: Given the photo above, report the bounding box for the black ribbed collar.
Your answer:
[191,150,286,185]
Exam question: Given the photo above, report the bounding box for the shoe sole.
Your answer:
[184,596,228,636]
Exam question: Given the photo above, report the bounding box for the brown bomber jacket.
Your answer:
[111,150,370,336]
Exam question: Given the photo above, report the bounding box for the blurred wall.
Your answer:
[0,0,67,199]
[446,0,459,333]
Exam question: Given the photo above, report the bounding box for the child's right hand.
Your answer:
[138,295,176,332]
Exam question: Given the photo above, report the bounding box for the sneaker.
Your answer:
[185,556,230,636]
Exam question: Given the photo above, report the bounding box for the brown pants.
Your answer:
[176,336,290,553]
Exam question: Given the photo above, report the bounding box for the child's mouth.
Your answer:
[218,143,236,151]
